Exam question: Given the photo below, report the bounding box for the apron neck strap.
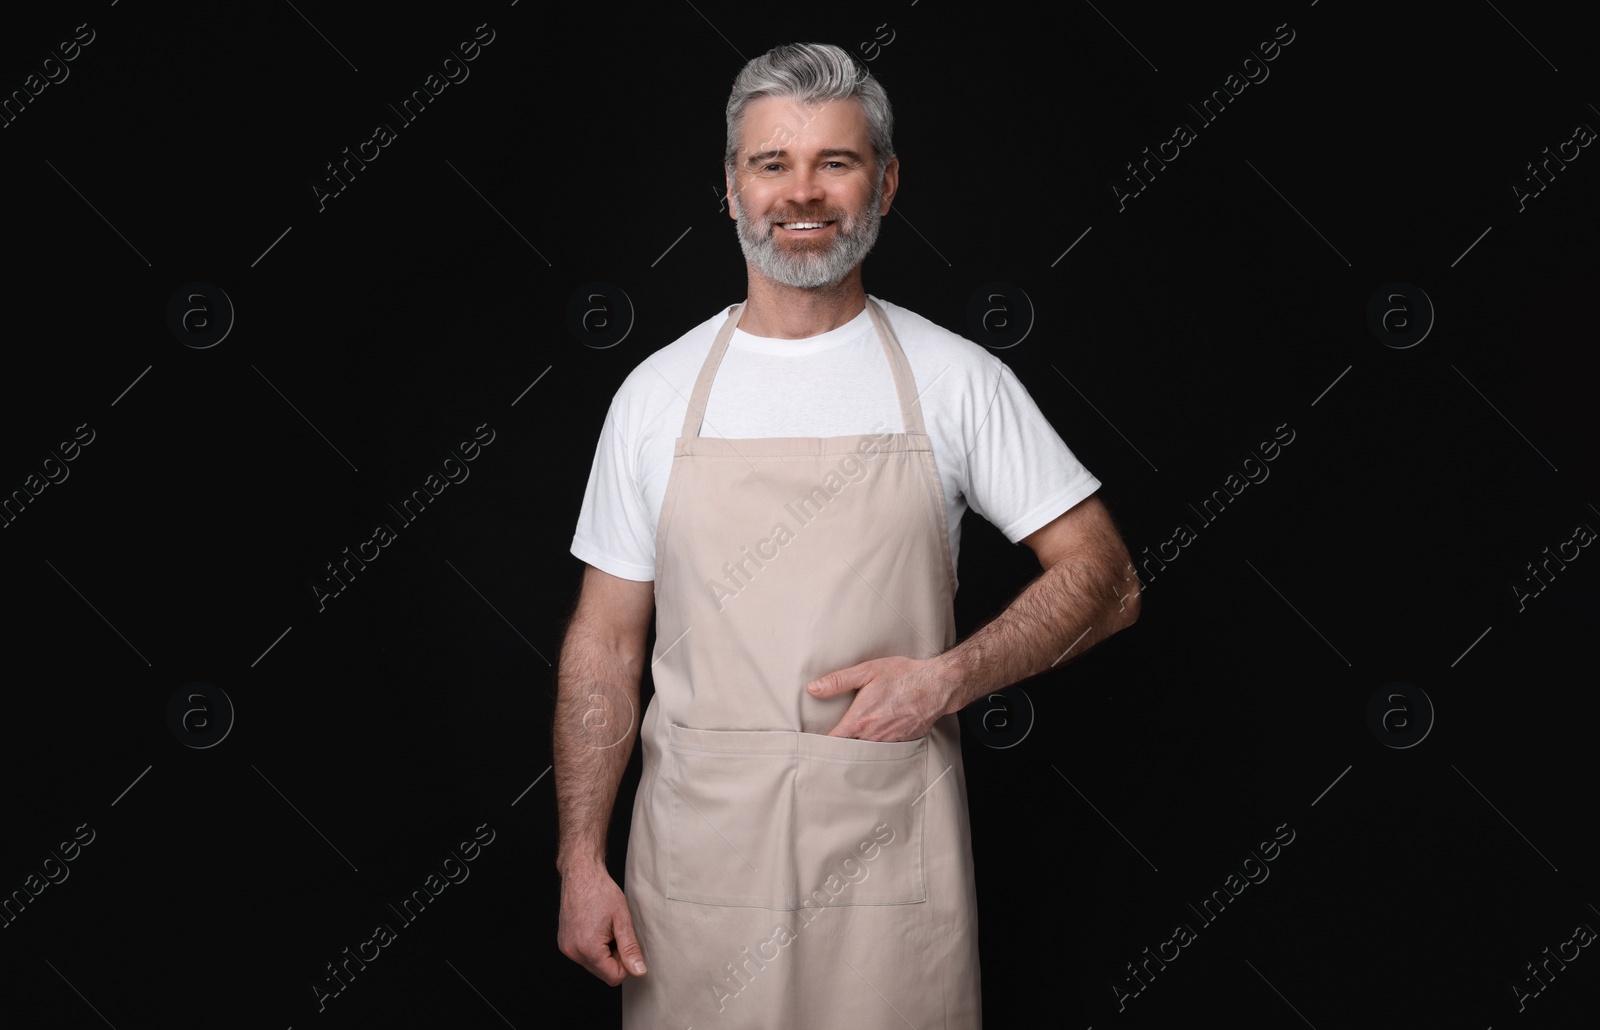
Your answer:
[865,298,929,438]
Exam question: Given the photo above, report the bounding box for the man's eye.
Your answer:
[761,163,783,172]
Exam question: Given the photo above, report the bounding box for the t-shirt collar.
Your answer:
[727,298,876,356]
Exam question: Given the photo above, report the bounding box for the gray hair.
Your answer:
[724,43,895,174]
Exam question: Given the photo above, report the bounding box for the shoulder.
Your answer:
[609,303,738,414]
[870,296,1003,374]
[869,296,1006,406]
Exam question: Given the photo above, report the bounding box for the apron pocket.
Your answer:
[661,725,927,910]
[794,733,926,908]
[663,724,799,909]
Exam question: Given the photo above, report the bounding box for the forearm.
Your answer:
[933,549,1138,714]
[552,620,644,877]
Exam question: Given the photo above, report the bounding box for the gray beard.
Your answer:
[735,178,884,289]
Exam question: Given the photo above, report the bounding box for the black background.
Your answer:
[1,1,1595,1026]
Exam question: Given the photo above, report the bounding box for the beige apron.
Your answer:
[621,300,982,1028]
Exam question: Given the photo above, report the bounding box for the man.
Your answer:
[555,42,1139,1028]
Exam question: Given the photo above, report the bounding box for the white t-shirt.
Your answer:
[570,296,1101,589]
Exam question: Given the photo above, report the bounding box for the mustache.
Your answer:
[761,208,847,226]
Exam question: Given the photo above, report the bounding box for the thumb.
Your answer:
[807,664,863,699]
[614,911,647,976]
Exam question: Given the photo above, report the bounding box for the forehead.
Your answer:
[736,95,871,157]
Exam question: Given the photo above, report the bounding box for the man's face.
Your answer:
[727,96,899,289]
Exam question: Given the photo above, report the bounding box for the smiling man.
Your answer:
[554,42,1140,1028]
[731,98,887,294]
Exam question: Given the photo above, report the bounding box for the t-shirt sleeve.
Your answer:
[964,359,1102,544]
[570,399,657,582]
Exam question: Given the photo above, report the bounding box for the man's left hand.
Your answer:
[808,656,953,741]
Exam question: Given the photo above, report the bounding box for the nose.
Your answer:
[787,164,826,206]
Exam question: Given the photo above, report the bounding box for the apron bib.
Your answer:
[622,299,982,1028]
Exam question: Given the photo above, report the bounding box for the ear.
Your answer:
[724,163,739,220]
[877,155,900,215]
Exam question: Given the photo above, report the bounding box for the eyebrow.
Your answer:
[743,147,867,168]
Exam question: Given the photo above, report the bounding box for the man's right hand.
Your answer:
[557,866,648,985]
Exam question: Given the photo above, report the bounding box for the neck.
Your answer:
[737,264,868,339]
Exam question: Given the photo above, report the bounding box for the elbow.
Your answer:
[1118,586,1141,630]
[1108,557,1141,632]
[1106,588,1140,636]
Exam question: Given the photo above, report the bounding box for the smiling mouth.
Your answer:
[776,220,834,232]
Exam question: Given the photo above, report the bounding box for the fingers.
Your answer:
[824,691,861,737]
[808,660,869,699]
[582,940,628,986]
[558,885,647,986]
[613,910,648,978]
[568,926,638,985]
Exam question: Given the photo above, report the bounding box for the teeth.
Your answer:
[782,221,826,229]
